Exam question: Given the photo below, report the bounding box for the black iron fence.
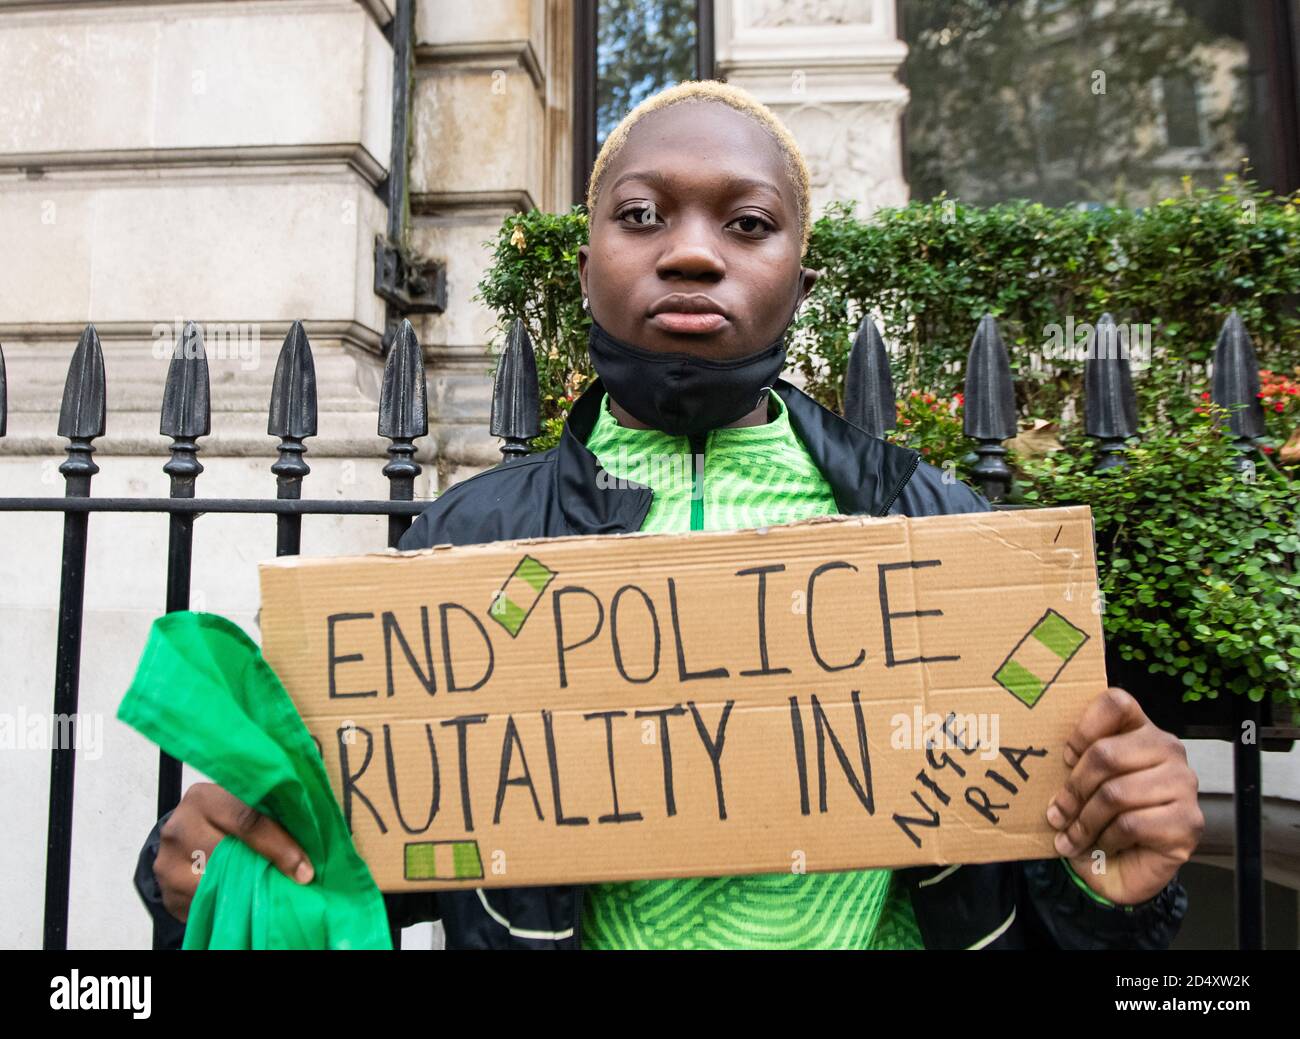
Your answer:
[0,308,1287,951]
[1,319,431,950]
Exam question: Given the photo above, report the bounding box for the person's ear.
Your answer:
[797,266,819,307]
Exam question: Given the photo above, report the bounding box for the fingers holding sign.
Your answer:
[1044,687,1203,906]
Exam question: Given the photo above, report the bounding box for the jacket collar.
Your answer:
[773,378,921,515]
[554,375,920,535]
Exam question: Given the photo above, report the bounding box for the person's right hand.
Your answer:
[155,782,314,923]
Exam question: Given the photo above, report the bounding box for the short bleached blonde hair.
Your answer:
[585,80,813,257]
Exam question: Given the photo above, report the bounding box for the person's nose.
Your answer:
[654,212,725,283]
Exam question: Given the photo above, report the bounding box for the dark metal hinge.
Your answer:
[374,235,446,315]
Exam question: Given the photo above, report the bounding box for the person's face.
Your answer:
[578,101,818,361]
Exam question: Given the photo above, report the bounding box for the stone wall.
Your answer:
[408,0,572,489]
[715,0,910,215]
[0,0,571,949]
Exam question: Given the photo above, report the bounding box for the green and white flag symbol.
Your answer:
[993,608,1089,708]
[487,554,557,637]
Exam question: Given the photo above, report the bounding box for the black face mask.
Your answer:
[587,288,801,438]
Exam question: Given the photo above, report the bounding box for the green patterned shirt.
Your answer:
[578,389,925,950]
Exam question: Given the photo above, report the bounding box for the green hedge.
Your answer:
[1017,361,1299,709]
[475,209,594,450]
[476,175,1299,446]
[796,175,1300,418]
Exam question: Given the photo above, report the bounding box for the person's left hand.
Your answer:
[1045,686,1204,905]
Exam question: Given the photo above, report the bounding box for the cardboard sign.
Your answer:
[258,505,1107,891]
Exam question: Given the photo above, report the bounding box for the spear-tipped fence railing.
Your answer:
[0,318,431,951]
[0,310,1286,951]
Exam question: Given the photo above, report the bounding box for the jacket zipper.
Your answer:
[572,434,703,948]
[877,452,921,517]
[688,431,707,531]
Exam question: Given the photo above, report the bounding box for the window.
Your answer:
[574,0,714,206]
[1161,72,1205,149]
[899,0,1299,204]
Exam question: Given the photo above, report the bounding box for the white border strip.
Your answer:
[918,864,963,888]
[967,907,1017,950]
[476,889,575,941]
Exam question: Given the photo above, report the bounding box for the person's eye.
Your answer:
[616,203,661,227]
[729,213,775,236]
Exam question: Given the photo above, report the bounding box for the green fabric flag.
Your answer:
[118,611,392,950]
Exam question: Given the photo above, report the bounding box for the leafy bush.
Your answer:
[1017,361,1300,706]
[474,206,592,451]
[884,390,975,476]
[794,175,1300,420]
[476,177,1298,454]
[1258,366,1300,463]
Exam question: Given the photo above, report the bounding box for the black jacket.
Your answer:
[136,375,1187,949]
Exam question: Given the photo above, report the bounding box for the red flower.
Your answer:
[1262,445,1275,454]
[1201,391,1211,401]
[1276,402,1286,412]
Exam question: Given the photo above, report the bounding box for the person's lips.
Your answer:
[651,312,728,334]
[648,294,729,335]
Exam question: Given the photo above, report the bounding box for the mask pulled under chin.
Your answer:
[586,317,789,438]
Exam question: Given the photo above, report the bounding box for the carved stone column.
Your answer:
[714,0,910,216]
[408,0,573,489]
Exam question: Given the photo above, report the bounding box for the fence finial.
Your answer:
[58,325,107,481]
[1084,313,1138,470]
[842,316,895,437]
[490,318,541,460]
[1211,311,1266,462]
[268,320,318,486]
[379,318,428,444]
[379,318,428,533]
[963,314,1017,500]
[160,321,211,482]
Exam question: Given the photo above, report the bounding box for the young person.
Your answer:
[138,81,1201,950]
